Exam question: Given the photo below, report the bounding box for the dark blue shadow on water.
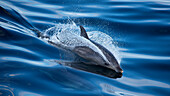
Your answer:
[0,0,170,96]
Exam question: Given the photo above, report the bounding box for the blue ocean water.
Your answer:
[0,0,170,96]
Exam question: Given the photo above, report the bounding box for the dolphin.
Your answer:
[40,25,123,74]
[75,26,123,73]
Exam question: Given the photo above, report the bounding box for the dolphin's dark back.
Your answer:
[91,40,118,64]
[90,40,122,72]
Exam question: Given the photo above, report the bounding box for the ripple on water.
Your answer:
[0,0,170,96]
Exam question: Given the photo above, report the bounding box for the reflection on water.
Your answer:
[0,0,170,96]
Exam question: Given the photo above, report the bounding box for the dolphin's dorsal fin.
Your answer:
[80,26,89,39]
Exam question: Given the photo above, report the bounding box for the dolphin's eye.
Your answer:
[104,63,109,66]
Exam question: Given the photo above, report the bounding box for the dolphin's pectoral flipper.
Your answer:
[80,26,89,39]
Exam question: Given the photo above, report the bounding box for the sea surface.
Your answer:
[0,0,170,96]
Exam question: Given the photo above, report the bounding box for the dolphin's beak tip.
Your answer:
[120,70,123,73]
